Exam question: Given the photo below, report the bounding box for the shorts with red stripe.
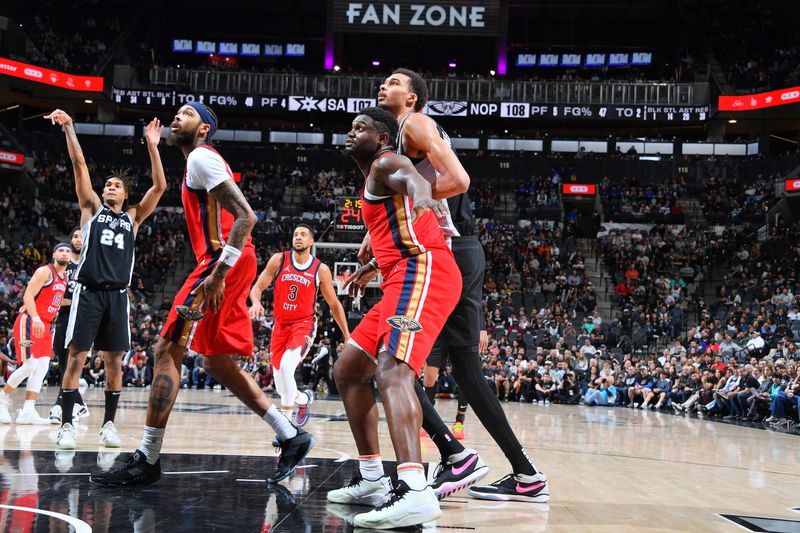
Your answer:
[270,317,318,370]
[161,246,257,357]
[13,311,52,362]
[349,249,460,377]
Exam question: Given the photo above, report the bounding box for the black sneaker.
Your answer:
[266,430,315,485]
[468,473,549,503]
[89,449,162,487]
[430,450,489,500]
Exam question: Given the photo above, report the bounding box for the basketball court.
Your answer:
[0,387,797,532]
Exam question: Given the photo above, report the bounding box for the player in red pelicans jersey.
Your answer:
[0,243,70,425]
[248,224,350,427]
[325,107,460,530]
[92,103,314,488]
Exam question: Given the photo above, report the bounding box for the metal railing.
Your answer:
[150,68,698,105]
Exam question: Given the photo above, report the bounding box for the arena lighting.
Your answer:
[489,69,496,76]
[84,99,93,104]
[372,60,380,66]
[728,119,737,124]
[333,65,341,72]
[448,62,457,68]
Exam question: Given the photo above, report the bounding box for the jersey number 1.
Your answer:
[100,229,125,250]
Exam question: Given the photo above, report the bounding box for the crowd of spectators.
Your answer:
[599,176,687,223]
[18,0,126,73]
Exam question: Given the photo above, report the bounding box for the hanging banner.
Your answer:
[0,57,104,92]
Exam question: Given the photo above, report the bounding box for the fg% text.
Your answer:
[558,106,593,117]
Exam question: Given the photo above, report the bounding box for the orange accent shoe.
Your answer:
[452,422,465,441]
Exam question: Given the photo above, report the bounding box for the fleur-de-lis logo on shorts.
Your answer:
[386,315,423,333]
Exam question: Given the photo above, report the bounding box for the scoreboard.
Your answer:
[336,197,365,232]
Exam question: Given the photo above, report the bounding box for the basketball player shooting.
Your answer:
[248,224,351,427]
[45,110,166,451]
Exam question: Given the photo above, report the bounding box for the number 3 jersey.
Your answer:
[273,251,322,323]
[74,205,135,289]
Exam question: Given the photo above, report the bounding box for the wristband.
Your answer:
[368,258,379,270]
[32,317,43,323]
[219,245,242,268]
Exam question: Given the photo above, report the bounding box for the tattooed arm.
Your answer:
[191,179,257,312]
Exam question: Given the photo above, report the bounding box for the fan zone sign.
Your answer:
[331,1,500,35]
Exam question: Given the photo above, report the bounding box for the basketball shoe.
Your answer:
[327,473,392,506]
[452,421,465,440]
[89,449,161,487]
[468,473,549,502]
[430,449,489,500]
[266,429,315,484]
[353,480,441,529]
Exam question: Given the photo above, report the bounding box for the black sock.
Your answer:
[414,381,464,460]
[424,384,436,405]
[55,388,63,407]
[104,391,121,424]
[450,346,538,476]
[456,390,468,424]
[61,389,77,426]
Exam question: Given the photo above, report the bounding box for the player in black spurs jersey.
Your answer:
[49,227,90,425]
[375,69,550,503]
[45,109,166,452]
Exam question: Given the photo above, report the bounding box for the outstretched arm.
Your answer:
[130,118,167,229]
[45,109,100,220]
[249,253,283,320]
[318,264,350,342]
[401,113,470,199]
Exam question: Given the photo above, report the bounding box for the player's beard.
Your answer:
[293,244,310,254]
[167,125,199,146]
[56,258,69,266]
[71,244,81,254]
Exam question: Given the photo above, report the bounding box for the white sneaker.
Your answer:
[16,408,50,425]
[73,403,90,421]
[96,450,121,471]
[353,481,441,529]
[55,450,76,472]
[49,404,62,425]
[327,475,392,506]
[57,423,77,450]
[99,421,121,448]
[0,404,11,424]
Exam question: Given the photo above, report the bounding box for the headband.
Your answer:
[53,242,71,253]
[186,102,216,139]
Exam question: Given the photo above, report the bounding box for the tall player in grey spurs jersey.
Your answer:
[374,69,550,503]
[45,109,166,451]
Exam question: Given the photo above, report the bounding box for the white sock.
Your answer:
[280,406,294,419]
[0,391,9,404]
[23,400,35,412]
[139,426,166,465]
[397,462,426,491]
[264,405,298,440]
[358,454,384,480]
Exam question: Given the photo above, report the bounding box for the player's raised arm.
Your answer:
[372,154,450,223]
[21,266,53,338]
[317,264,351,342]
[45,109,101,218]
[129,118,167,229]
[401,113,470,200]
[249,253,283,320]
